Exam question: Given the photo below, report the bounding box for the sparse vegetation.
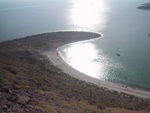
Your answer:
[56,100,70,108]
[2,66,18,75]
[97,103,106,110]
[35,89,45,95]
[36,102,57,113]
[0,32,150,113]
[0,76,5,83]
[19,85,30,91]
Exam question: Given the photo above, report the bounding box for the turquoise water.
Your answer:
[0,0,150,90]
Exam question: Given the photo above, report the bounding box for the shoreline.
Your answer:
[1,31,150,112]
[41,31,150,99]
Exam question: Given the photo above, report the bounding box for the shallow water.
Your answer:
[58,0,150,90]
[0,0,150,90]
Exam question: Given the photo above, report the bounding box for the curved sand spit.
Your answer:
[41,31,150,99]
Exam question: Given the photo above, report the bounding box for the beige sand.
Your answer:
[42,32,150,99]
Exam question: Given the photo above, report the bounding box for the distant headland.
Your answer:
[137,3,150,10]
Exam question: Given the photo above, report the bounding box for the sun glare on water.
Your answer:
[60,41,109,79]
[70,0,109,30]
[59,0,110,79]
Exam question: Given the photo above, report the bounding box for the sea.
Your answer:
[0,0,150,90]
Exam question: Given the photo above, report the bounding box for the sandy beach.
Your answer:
[1,31,150,112]
[41,31,150,99]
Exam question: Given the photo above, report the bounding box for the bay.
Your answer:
[0,0,150,90]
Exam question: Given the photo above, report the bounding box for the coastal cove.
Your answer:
[0,31,150,112]
[1,0,150,112]
[1,0,150,90]
[40,31,150,99]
